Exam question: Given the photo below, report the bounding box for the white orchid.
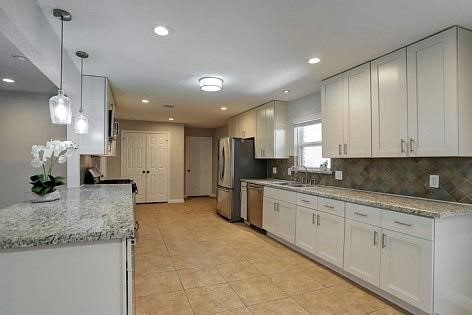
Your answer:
[30,140,79,176]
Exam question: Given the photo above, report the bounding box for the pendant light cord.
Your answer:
[79,57,83,113]
[60,16,64,90]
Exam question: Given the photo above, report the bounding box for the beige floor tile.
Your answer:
[229,276,287,306]
[216,261,262,282]
[135,271,183,297]
[300,263,349,287]
[135,291,193,315]
[136,255,175,276]
[292,283,388,315]
[177,267,226,289]
[269,269,324,295]
[251,260,303,276]
[369,305,409,315]
[213,307,252,315]
[185,283,245,314]
[248,297,310,315]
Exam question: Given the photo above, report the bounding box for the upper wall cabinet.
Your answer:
[371,48,408,157]
[80,76,117,156]
[255,101,288,159]
[322,64,372,158]
[228,109,256,139]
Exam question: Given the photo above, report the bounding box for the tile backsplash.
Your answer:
[268,157,472,204]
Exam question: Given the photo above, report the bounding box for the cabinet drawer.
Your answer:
[317,197,345,217]
[381,210,433,240]
[346,203,381,226]
[264,187,296,204]
[297,193,318,209]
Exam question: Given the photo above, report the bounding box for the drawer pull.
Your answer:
[322,204,335,209]
[354,212,367,217]
[394,221,412,227]
[301,199,310,203]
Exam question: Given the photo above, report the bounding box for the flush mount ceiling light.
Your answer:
[308,57,321,64]
[154,25,171,36]
[2,78,15,83]
[282,89,290,94]
[141,99,150,103]
[220,107,228,111]
[199,77,223,92]
[74,51,89,134]
[164,105,175,121]
[49,8,72,125]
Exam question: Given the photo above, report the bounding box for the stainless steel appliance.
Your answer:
[216,138,266,221]
[247,183,264,228]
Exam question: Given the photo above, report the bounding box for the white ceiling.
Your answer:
[37,0,472,128]
[0,31,57,94]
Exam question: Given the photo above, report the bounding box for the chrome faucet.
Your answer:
[300,165,309,184]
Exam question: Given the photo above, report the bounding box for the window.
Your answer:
[294,121,330,170]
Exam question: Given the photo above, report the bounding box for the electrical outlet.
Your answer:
[272,167,277,175]
[335,171,343,181]
[429,175,440,188]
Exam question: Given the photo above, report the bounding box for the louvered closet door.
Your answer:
[122,132,147,203]
[146,133,169,202]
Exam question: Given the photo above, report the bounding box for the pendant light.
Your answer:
[74,51,89,134]
[49,9,72,124]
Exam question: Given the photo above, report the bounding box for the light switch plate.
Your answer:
[429,175,440,188]
[272,167,277,175]
[335,171,343,181]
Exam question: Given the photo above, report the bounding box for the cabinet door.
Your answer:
[380,230,433,313]
[295,206,317,254]
[371,49,408,157]
[344,63,372,157]
[276,200,296,244]
[315,212,345,268]
[264,103,275,158]
[344,219,380,286]
[262,197,277,233]
[228,117,238,138]
[255,106,266,158]
[240,186,247,220]
[407,27,458,156]
[240,110,256,139]
[322,74,345,158]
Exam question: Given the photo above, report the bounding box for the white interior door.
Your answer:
[185,136,212,196]
[146,133,169,202]
[122,132,146,203]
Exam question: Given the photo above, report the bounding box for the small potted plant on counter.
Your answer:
[30,140,78,203]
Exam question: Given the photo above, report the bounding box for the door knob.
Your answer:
[142,170,145,174]
[146,170,150,174]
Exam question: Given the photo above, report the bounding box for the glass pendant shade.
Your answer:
[74,112,89,134]
[49,89,72,124]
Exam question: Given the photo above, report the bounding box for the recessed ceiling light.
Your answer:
[220,107,228,111]
[168,117,174,121]
[141,99,149,103]
[282,89,290,94]
[199,77,223,92]
[2,78,15,83]
[154,25,170,36]
[308,57,321,64]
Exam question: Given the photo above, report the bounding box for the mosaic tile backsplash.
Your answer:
[267,157,472,204]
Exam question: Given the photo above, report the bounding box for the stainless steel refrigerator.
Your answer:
[216,137,267,221]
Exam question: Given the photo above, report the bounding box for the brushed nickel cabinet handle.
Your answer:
[381,233,387,248]
[373,230,378,246]
[344,144,347,155]
[312,213,315,224]
[394,221,412,227]
[354,212,367,217]
[400,139,405,153]
[338,144,342,155]
[323,204,335,209]
[301,199,310,203]
[409,138,414,153]
[317,214,321,226]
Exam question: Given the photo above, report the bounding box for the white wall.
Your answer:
[106,119,185,201]
[0,91,67,208]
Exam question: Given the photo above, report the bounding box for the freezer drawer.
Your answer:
[216,186,233,220]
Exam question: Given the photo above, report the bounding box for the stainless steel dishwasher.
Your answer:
[247,183,264,229]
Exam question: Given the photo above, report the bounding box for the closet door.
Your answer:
[371,49,408,157]
[146,133,169,202]
[122,132,147,203]
[407,27,458,156]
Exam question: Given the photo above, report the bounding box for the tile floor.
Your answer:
[135,197,408,315]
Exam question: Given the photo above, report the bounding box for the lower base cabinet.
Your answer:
[295,206,317,254]
[315,211,345,268]
[263,197,296,244]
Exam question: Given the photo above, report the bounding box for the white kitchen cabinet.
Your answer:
[240,182,248,221]
[380,229,433,313]
[322,64,371,158]
[255,101,288,159]
[295,206,317,254]
[80,75,117,156]
[371,48,408,157]
[239,110,256,138]
[315,211,345,268]
[276,200,297,243]
[227,117,238,138]
[344,219,381,286]
[262,197,277,234]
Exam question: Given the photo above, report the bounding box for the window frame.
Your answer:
[294,119,331,173]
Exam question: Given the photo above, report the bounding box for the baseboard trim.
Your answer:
[168,199,185,203]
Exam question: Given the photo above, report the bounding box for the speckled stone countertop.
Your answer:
[242,179,472,218]
[0,184,135,250]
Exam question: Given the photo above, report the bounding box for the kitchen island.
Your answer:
[0,184,135,315]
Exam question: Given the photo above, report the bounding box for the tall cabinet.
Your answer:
[255,101,288,159]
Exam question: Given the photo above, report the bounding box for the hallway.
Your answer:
[135,197,406,315]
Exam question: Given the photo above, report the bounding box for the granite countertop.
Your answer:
[0,184,135,250]
[242,179,472,218]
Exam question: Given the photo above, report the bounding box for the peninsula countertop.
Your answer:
[241,179,472,219]
[0,184,135,250]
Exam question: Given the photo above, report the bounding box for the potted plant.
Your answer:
[30,140,78,203]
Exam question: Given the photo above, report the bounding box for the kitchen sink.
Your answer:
[273,182,312,188]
